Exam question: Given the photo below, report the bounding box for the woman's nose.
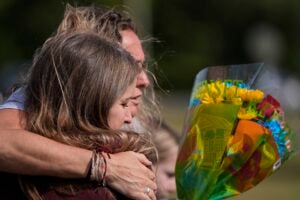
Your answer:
[124,109,133,124]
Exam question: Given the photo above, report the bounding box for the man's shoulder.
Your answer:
[0,88,25,110]
[0,109,24,129]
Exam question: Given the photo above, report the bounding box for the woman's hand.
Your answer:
[105,151,157,200]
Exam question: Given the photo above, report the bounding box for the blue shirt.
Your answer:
[0,88,25,110]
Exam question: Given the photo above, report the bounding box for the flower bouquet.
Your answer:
[175,63,297,200]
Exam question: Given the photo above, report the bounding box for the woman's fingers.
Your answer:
[135,152,153,167]
[105,151,157,200]
[135,186,156,200]
[144,186,157,200]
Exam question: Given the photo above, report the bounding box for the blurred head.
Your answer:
[153,122,180,199]
[55,5,150,114]
[25,33,140,133]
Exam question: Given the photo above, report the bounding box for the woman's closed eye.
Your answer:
[121,100,129,108]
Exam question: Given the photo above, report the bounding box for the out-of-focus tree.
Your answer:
[1,0,300,91]
[0,0,124,67]
[152,0,300,89]
[0,0,124,94]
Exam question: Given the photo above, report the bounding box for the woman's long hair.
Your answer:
[21,32,156,199]
[56,4,161,132]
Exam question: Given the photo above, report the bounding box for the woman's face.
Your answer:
[107,80,136,129]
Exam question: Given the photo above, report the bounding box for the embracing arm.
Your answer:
[0,109,156,199]
[0,109,92,177]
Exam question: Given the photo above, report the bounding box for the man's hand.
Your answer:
[106,151,157,200]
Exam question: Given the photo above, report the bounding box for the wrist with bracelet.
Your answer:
[87,149,111,186]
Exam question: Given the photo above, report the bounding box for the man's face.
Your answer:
[120,29,150,116]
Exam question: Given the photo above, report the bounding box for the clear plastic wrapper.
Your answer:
[175,63,297,200]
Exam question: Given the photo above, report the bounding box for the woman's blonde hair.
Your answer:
[21,32,156,199]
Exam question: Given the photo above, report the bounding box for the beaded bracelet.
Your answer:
[90,150,101,182]
[100,152,107,186]
[89,149,110,186]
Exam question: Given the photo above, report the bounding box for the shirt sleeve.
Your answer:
[0,88,25,110]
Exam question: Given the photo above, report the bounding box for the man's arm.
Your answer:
[0,109,92,177]
[0,109,157,199]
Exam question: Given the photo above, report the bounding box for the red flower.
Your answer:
[257,95,280,118]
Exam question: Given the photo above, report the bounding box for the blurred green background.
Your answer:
[0,0,299,199]
[1,0,300,90]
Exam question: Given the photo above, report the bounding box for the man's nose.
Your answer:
[136,70,150,88]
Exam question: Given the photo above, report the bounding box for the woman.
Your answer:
[0,5,157,200]
[20,32,157,200]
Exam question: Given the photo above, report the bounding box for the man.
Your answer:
[0,5,157,200]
